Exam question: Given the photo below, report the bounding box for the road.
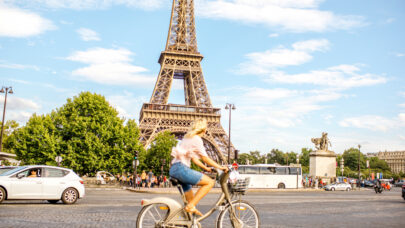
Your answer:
[0,187,404,227]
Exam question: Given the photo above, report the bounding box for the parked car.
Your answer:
[324,182,352,191]
[364,180,375,188]
[402,183,405,200]
[0,166,17,175]
[0,165,85,204]
[395,180,405,187]
[96,171,116,185]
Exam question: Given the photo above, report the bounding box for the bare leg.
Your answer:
[186,175,214,209]
[184,190,194,203]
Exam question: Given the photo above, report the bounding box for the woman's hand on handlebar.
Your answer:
[221,166,229,173]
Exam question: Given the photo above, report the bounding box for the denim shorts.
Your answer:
[169,162,203,192]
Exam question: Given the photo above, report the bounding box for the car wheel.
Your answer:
[331,187,335,191]
[0,187,6,203]
[277,183,285,189]
[346,188,350,191]
[48,200,59,204]
[61,188,78,204]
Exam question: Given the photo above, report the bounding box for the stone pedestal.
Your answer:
[309,150,336,181]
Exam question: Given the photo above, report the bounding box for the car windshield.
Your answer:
[0,167,15,174]
[0,166,26,176]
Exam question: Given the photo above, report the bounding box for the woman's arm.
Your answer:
[201,156,228,172]
[191,157,211,172]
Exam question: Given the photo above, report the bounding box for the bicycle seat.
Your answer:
[170,177,180,186]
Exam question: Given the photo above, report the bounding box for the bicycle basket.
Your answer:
[228,177,250,194]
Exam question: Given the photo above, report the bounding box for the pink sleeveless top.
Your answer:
[171,135,208,167]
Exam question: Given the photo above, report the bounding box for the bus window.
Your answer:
[260,167,275,174]
[275,167,288,175]
[289,167,301,175]
[238,167,245,174]
[245,166,259,174]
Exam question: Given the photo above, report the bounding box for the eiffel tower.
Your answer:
[138,0,235,164]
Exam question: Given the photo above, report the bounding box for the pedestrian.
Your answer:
[136,175,141,189]
[163,175,168,188]
[148,169,154,188]
[141,170,147,187]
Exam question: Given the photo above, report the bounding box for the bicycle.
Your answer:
[136,166,259,228]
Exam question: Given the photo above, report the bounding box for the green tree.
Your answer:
[1,120,19,152]
[267,149,286,165]
[236,153,251,165]
[143,131,177,175]
[343,147,366,170]
[368,157,390,171]
[7,92,142,175]
[299,148,312,167]
[249,150,264,164]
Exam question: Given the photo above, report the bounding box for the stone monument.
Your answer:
[309,132,336,182]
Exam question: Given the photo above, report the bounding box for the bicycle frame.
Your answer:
[140,166,243,228]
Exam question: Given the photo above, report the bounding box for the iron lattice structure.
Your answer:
[139,0,235,164]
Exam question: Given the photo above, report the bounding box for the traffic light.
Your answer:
[235,150,239,160]
[134,151,138,160]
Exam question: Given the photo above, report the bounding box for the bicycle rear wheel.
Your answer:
[217,200,259,228]
[136,203,170,228]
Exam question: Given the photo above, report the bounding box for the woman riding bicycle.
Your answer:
[169,119,228,216]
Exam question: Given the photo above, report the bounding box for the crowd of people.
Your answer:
[112,170,170,188]
[302,176,328,188]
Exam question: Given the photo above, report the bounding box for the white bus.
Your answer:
[237,164,302,189]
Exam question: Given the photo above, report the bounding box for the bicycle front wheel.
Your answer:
[136,203,170,228]
[217,200,259,228]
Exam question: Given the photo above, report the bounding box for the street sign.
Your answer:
[55,156,63,163]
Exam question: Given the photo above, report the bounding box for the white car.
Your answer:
[0,165,85,204]
[324,182,352,191]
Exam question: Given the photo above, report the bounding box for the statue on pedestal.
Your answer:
[311,132,332,151]
[309,132,336,181]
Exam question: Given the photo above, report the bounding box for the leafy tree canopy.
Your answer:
[7,92,143,175]
[142,131,177,176]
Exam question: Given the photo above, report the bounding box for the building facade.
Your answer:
[377,151,405,174]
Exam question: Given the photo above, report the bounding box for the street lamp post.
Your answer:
[358,144,361,190]
[0,86,13,152]
[225,103,236,164]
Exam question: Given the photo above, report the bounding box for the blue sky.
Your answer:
[0,0,404,155]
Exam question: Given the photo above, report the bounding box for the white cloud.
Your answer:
[235,87,342,128]
[399,103,405,108]
[0,4,55,37]
[77,28,100,41]
[395,53,404,57]
[244,88,297,102]
[267,65,387,89]
[196,0,365,33]
[7,111,34,123]
[5,0,165,10]
[239,39,330,73]
[339,114,405,132]
[107,92,148,120]
[0,60,40,71]
[0,96,40,111]
[66,47,155,87]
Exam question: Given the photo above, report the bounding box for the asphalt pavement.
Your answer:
[0,187,403,228]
